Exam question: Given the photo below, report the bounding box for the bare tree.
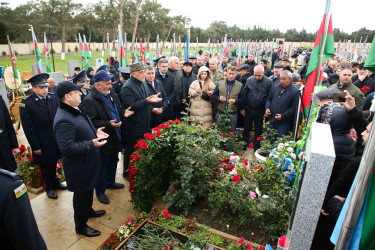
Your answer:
[160,21,174,54]
[111,0,126,35]
[130,0,142,52]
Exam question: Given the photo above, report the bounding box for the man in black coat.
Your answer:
[19,73,66,199]
[82,71,125,204]
[181,61,197,106]
[0,168,47,249]
[260,59,272,77]
[54,81,108,237]
[155,58,174,121]
[0,95,19,171]
[238,64,252,84]
[244,54,258,76]
[112,67,130,103]
[269,63,283,86]
[282,58,293,73]
[241,65,273,150]
[353,63,375,97]
[145,65,169,128]
[121,62,162,178]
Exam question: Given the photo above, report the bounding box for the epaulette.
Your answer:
[0,168,19,180]
[24,94,33,100]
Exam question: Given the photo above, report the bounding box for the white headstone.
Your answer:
[67,61,79,78]
[31,64,47,76]
[0,79,9,108]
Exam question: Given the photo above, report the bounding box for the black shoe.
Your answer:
[76,226,101,237]
[90,210,106,218]
[97,193,110,204]
[46,189,58,199]
[55,182,68,190]
[107,182,125,189]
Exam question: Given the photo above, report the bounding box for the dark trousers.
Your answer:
[39,163,59,191]
[173,104,184,120]
[73,189,93,231]
[243,108,264,150]
[123,136,141,176]
[270,121,292,138]
[95,153,119,194]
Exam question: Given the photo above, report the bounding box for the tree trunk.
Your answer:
[131,0,142,53]
[146,30,151,51]
[61,15,66,53]
[160,22,173,54]
[112,27,116,52]
[88,28,92,50]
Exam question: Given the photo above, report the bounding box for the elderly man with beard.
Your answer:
[218,54,230,72]
[121,62,162,178]
[241,65,273,151]
[82,71,129,204]
[329,68,364,110]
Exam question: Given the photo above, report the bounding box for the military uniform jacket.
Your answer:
[19,92,61,165]
[0,95,18,171]
[0,169,47,250]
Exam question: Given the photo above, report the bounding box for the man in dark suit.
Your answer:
[0,95,19,171]
[54,81,108,237]
[145,65,169,128]
[19,73,66,199]
[121,62,162,178]
[72,70,91,101]
[82,71,125,204]
[112,67,130,103]
[0,168,47,249]
[155,58,175,121]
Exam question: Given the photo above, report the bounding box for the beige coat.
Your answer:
[189,79,216,127]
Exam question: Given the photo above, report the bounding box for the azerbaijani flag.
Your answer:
[119,31,126,67]
[78,33,84,69]
[143,41,148,64]
[364,35,375,73]
[237,41,242,66]
[207,38,210,52]
[32,30,43,73]
[156,34,160,58]
[301,0,335,116]
[134,39,139,63]
[139,39,144,62]
[185,30,190,62]
[196,37,198,56]
[83,35,91,70]
[106,33,112,66]
[223,36,229,55]
[9,38,19,80]
[43,33,51,72]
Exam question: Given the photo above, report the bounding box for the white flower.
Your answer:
[290,153,296,159]
[287,147,294,153]
[230,169,238,175]
[285,143,289,147]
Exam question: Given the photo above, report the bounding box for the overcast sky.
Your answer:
[6,0,374,34]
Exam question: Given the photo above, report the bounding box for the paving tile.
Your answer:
[99,207,133,230]
[85,222,116,246]
[67,238,97,250]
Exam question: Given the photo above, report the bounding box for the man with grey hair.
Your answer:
[265,70,299,137]
[83,70,126,204]
[167,56,183,119]
[209,58,223,84]
[241,65,273,150]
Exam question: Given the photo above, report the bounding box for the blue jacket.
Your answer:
[265,83,299,123]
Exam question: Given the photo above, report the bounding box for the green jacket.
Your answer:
[211,69,224,85]
[121,76,151,137]
[329,81,364,110]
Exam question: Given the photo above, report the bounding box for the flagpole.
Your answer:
[48,0,56,72]
[30,26,39,72]
[6,35,17,92]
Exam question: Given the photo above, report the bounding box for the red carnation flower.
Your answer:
[134,143,140,149]
[156,131,162,137]
[249,142,254,148]
[140,143,147,150]
[163,210,169,218]
[229,132,234,135]
[30,157,33,162]
[19,144,26,153]
[26,153,30,157]
[257,137,262,141]
[174,119,180,124]
[130,154,134,159]
[164,124,170,129]
[232,175,241,183]
[148,134,155,140]
[361,86,370,93]
[133,153,140,161]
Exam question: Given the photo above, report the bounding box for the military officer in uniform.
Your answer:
[19,73,67,199]
[112,67,130,103]
[72,70,91,101]
[0,95,19,171]
[0,168,47,249]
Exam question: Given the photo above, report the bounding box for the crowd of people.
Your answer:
[1,44,375,249]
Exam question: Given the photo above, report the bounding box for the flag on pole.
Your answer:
[8,38,20,80]
[134,39,139,63]
[185,30,190,62]
[124,33,129,64]
[196,37,199,56]
[78,33,84,69]
[301,0,335,116]
[43,33,51,73]
[359,173,375,249]
[106,33,112,66]
[156,34,160,58]
[207,38,210,52]
[364,35,375,73]
[32,30,44,73]
[223,35,229,55]
[118,26,126,67]
[83,35,91,70]
[143,41,148,64]
[140,39,144,62]
[237,41,242,66]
